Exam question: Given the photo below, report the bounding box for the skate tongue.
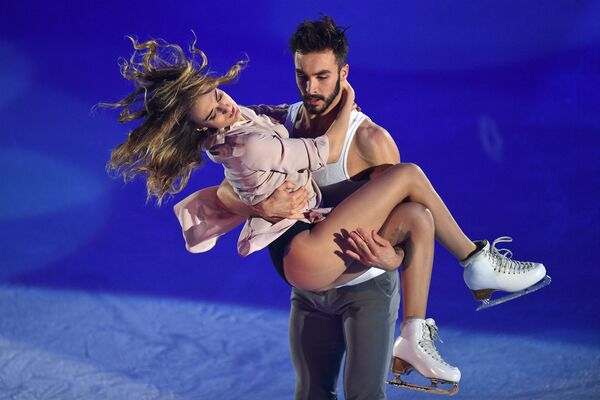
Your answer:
[424,318,443,343]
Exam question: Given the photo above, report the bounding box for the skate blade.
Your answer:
[387,376,459,396]
[476,275,552,311]
[389,358,458,396]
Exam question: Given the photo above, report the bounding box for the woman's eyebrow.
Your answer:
[204,89,218,121]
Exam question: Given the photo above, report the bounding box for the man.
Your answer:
[176,16,548,400]
[215,17,458,399]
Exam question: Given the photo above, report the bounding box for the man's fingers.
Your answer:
[356,227,379,255]
[292,189,309,211]
[371,230,390,247]
[277,181,295,192]
[344,249,362,262]
[349,231,375,259]
[291,187,308,203]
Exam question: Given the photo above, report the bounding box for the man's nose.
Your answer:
[306,79,319,94]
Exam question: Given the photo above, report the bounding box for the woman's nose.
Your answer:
[219,103,232,115]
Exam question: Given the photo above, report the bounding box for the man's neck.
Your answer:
[298,97,344,138]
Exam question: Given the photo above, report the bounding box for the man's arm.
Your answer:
[217,179,308,221]
[215,180,254,219]
[218,103,312,221]
[351,121,401,180]
[344,121,404,270]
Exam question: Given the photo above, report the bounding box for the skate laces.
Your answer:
[419,319,448,365]
[488,236,534,274]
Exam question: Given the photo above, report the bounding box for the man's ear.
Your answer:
[340,64,349,81]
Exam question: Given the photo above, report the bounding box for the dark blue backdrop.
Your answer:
[1,1,599,399]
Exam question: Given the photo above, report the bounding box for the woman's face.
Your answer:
[189,88,242,131]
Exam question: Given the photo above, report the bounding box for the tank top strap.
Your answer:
[285,102,369,183]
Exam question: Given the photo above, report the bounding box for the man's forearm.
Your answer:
[217,179,307,221]
[216,180,254,218]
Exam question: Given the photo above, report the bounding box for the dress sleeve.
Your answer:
[244,133,330,173]
[173,186,246,253]
[246,104,290,124]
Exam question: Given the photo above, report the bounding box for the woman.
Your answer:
[106,37,546,292]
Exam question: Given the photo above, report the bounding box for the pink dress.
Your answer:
[174,106,331,256]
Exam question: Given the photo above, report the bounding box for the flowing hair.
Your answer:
[102,35,246,205]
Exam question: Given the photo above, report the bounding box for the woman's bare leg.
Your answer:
[379,202,435,319]
[285,163,473,290]
[328,202,434,319]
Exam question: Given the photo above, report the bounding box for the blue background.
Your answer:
[1,1,599,399]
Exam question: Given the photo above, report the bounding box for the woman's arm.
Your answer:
[323,80,355,163]
[244,82,355,174]
[246,104,290,125]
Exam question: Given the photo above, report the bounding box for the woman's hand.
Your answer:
[345,227,405,271]
[341,80,355,108]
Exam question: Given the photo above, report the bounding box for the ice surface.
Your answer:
[1,285,598,399]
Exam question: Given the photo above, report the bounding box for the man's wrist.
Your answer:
[250,203,265,219]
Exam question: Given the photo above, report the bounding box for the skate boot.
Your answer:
[388,318,460,396]
[461,236,551,311]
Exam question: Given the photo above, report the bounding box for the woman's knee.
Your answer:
[400,202,434,235]
[389,162,427,187]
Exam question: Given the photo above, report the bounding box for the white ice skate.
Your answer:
[461,236,551,311]
[388,318,460,396]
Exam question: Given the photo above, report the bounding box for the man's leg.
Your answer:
[289,288,346,400]
[340,271,400,400]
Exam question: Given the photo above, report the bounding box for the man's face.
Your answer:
[294,50,348,115]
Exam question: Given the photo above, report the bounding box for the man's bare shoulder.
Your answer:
[354,119,400,164]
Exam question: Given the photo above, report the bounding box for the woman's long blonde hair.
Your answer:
[103,35,246,205]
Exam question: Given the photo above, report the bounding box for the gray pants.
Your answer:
[289,271,400,400]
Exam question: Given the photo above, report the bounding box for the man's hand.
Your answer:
[345,227,405,271]
[253,181,308,222]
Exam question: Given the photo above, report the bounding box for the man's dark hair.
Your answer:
[289,16,349,67]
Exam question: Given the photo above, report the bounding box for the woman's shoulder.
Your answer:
[233,107,289,139]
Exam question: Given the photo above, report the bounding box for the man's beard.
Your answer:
[302,77,341,115]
